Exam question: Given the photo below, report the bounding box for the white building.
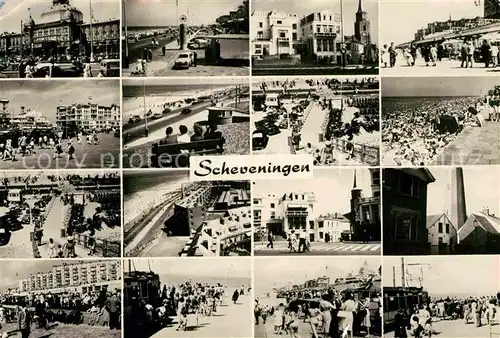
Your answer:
[300,10,341,62]
[251,10,301,56]
[56,103,120,130]
[316,213,351,242]
[426,213,457,254]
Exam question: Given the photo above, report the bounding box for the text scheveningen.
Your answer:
[190,155,314,181]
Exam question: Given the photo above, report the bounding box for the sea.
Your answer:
[382,96,478,111]
[123,170,188,196]
[123,84,229,98]
[159,274,251,289]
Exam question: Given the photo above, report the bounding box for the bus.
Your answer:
[384,286,429,330]
[265,93,281,108]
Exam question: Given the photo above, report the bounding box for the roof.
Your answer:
[473,212,500,234]
[426,214,444,227]
[399,168,436,183]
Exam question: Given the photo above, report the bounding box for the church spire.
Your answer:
[357,0,364,13]
[353,170,357,189]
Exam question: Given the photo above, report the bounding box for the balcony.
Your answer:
[286,211,308,217]
[314,32,337,38]
[255,37,267,41]
[277,37,290,42]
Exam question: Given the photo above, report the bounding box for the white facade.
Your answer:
[427,214,457,249]
[316,214,351,242]
[251,10,300,56]
[253,193,280,229]
[300,10,341,59]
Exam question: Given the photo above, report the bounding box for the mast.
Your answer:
[401,257,405,287]
[89,0,94,61]
[123,0,128,59]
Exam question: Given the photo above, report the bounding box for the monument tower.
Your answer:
[451,167,467,229]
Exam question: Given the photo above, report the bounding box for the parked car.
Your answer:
[99,59,120,77]
[173,52,195,69]
[255,120,281,136]
[252,130,269,151]
[129,115,141,123]
[152,111,163,119]
[181,108,192,115]
[162,107,172,115]
[32,63,81,78]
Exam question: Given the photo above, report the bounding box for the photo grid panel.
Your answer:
[0,0,125,337]
[380,0,500,338]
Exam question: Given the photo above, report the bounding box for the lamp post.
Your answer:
[89,0,95,62]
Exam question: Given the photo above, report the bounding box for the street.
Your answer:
[0,321,121,338]
[381,54,500,76]
[151,294,252,338]
[0,61,106,78]
[432,121,500,165]
[384,318,498,338]
[252,64,378,76]
[0,133,119,169]
[123,31,248,77]
[254,241,381,256]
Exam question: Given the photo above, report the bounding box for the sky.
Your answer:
[0,0,120,33]
[123,77,248,87]
[253,0,379,41]
[382,77,500,97]
[127,258,251,280]
[255,257,380,295]
[125,0,244,26]
[380,0,483,45]
[427,167,500,217]
[0,80,120,122]
[383,256,500,297]
[252,168,376,216]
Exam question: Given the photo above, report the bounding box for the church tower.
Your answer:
[350,170,363,223]
[354,0,372,59]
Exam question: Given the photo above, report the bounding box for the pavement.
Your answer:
[384,318,498,338]
[140,233,188,257]
[432,121,500,165]
[0,133,119,169]
[151,294,252,338]
[254,241,381,256]
[124,31,248,77]
[0,61,106,78]
[381,54,500,76]
[0,321,121,338]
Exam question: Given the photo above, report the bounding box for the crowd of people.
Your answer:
[127,279,248,336]
[381,94,497,165]
[393,295,498,338]
[0,288,121,336]
[255,287,382,338]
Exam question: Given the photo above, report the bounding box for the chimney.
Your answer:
[451,167,467,230]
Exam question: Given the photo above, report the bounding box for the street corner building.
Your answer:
[250,0,378,75]
[123,169,252,258]
[122,0,249,77]
[0,170,122,259]
[0,259,122,337]
[0,0,120,78]
[383,166,500,255]
[253,169,381,256]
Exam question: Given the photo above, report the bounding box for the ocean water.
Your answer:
[123,171,188,196]
[159,274,251,289]
[382,96,477,111]
[123,84,230,98]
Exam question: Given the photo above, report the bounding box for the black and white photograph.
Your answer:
[253,169,381,256]
[0,80,120,169]
[122,78,250,168]
[122,0,249,77]
[383,256,500,338]
[0,170,121,259]
[380,0,500,76]
[251,0,379,75]
[383,167,500,256]
[124,170,251,257]
[0,0,120,78]
[124,258,252,338]
[0,259,122,338]
[254,257,382,338]
[381,77,500,166]
[252,77,380,166]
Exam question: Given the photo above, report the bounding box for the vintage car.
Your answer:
[251,130,269,151]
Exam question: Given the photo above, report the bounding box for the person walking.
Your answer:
[17,301,31,338]
[267,230,274,249]
[106,292,121,330]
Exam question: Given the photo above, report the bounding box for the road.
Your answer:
[252,65,378,76]
[140,233,188,257]
[254,241,381,256]
[0,133,119,169]
[381,54,500,76]
[151,294,252,338]
[0,321,121,338]
[0,61,106,78]
[384,318,497,338]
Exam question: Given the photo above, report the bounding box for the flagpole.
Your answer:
[89,0,94,62]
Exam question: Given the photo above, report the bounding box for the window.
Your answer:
[446,223,450,234]
[294,194,298,199]
[318,221,324,228]
[270,203,275,208]
[398,175,419,197]
[292,23,297,29]
[395,215,419,240]
[319,232,324,239]
[280,32,286,38]
[270,211,275,219]
[330,16,332,21]
[323,15,326,20]
[438,222,443,233]
[438,237,443,244]
[372,170,381,185]
[317,26,321,33]
[309,220,315,229]
[363,24,367,31]
[259,22,263,28]
[277,20,282,24]
[253,199,259,204]
[292,32,297,40]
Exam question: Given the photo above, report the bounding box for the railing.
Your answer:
[72,232,120,257]
[285,211,309,216]
[314,32,337,38]
[31,195,57,258]
[330,137,380,166]
[277,37,290,42]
